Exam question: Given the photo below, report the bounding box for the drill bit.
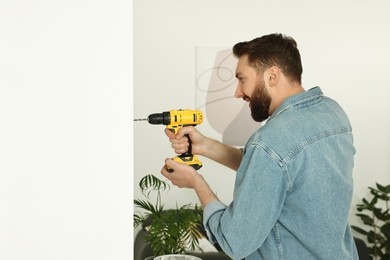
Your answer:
[133,118,148,121]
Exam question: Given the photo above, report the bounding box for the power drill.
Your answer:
[134,109,203,170]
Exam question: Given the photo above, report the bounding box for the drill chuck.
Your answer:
[147,112,171,125]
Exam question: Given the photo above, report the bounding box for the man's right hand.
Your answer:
[165,126,243,171]
[164,126,206,156]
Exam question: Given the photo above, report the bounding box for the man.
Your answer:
[161,33,358,259]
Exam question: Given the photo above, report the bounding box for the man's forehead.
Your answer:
[237,54,250,64]
[235,55,253,75]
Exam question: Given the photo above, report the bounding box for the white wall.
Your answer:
[0,1,132,259]
[134,0,390,238]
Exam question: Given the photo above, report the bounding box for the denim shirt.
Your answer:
[203,87,358,260]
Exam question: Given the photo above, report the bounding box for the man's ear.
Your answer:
[267,66,280,87]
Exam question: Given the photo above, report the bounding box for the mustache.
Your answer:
[242,95,250,102]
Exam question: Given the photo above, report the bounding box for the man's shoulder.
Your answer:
[250,99,350,152]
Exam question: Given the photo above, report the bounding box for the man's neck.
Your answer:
[269,81,304,114]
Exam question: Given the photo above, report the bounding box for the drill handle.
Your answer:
[168,128,202,170]
[171,133,203,170]
[181,134,193,157]
[167,128,193,156]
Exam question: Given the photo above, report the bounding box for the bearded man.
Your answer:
[161,33,358,260]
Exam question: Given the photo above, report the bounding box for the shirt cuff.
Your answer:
[203,200,227,244]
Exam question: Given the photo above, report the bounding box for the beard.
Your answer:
[247,78,271,122]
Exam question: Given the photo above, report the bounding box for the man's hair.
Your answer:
[233,33,303,84]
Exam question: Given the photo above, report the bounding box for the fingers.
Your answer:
[164,128,176,139]
[165,129,189,154]
[160,158,197,189]
[171,141,189,154]
[161,158,174,178]
[161,159,182,181]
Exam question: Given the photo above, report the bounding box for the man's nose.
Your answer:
[234,84,243,98]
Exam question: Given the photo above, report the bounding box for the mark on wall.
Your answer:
[195,47,262,147]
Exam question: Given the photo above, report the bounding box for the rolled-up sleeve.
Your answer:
[203,200,228,244]
[202,143,289,259]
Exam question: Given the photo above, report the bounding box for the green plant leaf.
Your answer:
[351,225,368,235]
[370,187,390,201]
[356,203,370,212]
[133,213,145,228]
[139,174,170,198]
[377,183,390,194]
[368,230,386,244]
[356,213,375,226]
[134,174,204,255]
[385,209,390,221]
[373,207,388,221]
[367,230,377,244]
[357,198,375,211]
[369,195,379,206]
[134,199,163,214]
[381,222,390,240]
[354,183,390,259]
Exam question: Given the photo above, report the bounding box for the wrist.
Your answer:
[193,173,218,208]
[193,173,206,191]
[200,137,215,158]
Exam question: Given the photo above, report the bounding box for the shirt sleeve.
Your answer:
[203,142,289,259]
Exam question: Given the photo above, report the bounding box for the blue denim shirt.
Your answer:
[203,87,358,260]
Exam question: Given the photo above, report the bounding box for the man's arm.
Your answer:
[200,137,243,171]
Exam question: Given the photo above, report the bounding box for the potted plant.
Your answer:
[134,174,204,257]
[351,183,390,260]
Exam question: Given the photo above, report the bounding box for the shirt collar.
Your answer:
[268,86,323,121]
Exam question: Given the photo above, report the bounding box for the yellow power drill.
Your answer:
[134,109,203,170]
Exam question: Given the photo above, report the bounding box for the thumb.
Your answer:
[165,128,176,139]
[164,158,180,173]
[164,158,174,167]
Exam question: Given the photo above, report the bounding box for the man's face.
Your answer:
[235,55,271,122]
